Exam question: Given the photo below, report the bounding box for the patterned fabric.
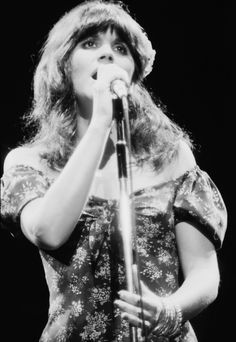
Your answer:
[0,164,227,342]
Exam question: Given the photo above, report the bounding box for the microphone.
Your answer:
[111,79,128,99]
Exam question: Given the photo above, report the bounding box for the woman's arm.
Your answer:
[114,141,220,332]
[4,64,130,250]
[115,224,220,334]
[4,121,111,250]
[170,222,220,321]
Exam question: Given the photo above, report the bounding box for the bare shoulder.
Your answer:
[3,145,42,173]
[132,140,196,190]
[171,140,196,180]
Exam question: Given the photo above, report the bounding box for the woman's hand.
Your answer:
[114,265,163,332]
[91,63,130,128]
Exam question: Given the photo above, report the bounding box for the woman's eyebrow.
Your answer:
[113,36,127,44]
[78,31,100,43]
[83,32,100,40]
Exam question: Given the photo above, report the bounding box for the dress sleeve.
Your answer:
[173,166,227,249]
[1,165,51,237]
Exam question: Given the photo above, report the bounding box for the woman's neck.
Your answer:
[75,96,93,140]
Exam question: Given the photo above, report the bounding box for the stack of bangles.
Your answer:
[152,298,183,337]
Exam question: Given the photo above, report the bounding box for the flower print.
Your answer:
[165,272,177,289]
[90,287,111,307]
[49,295,64,315]
[142,260,163,281]
[1,164,227,341]
[158,249,172,266]
[80,311,110,341]
[69,274,82,295]
[72,247,88,269]
[71,300,84,317]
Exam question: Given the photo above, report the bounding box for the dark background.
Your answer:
[0,1,233,341]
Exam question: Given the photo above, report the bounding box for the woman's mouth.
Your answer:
[91,71,97,80]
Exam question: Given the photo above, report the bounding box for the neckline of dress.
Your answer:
[89,164,199,203]
[7,163,199,203]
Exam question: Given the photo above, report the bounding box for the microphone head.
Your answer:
[111,79,128,99]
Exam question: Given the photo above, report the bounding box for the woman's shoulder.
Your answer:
[170,140,196,180]
[3,145,44,173]
[156,140,196,184]
[132,140,196,191]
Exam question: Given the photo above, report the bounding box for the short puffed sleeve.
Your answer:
[1,165,51,237]
[173,166,227,249]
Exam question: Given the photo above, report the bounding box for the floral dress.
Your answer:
[0,164,227,342]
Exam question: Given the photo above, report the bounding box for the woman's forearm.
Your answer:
[169,265,220,322]
[21,122,111,249]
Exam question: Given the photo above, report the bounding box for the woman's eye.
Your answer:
[115,44,128,55]
[82,39,96,48]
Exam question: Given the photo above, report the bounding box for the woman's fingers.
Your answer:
[120,312,152,330]
[114,299,153,321]
[118,290,160,313]
[116,266,164,329]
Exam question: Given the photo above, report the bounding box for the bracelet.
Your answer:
[152,297,183,337]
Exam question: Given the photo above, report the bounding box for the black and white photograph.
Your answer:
[0,1,233,341]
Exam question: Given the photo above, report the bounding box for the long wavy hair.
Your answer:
[23,0,192,171]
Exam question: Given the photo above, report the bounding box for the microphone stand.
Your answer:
[113,97,138,342]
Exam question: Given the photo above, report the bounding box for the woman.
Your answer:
[1,0,227,341]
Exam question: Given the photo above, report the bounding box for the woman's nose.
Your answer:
[98,47,114,63]
[99,54,113,63]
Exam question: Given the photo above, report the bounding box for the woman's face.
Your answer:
[70,27,135,101]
